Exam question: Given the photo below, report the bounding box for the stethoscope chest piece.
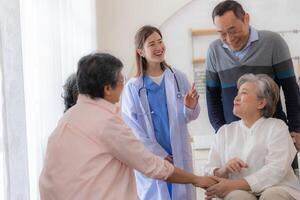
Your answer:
[177,92,183,99]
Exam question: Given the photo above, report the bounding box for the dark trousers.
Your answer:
[292,154,299,169]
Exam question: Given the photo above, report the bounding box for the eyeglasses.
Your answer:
[219,29,240,39]
[218,26,244,40]
[117,74,127,84]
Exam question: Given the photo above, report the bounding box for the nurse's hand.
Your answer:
[193,176,219,189]
[184,83,199,109]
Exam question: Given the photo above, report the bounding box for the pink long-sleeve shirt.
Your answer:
[39,95,174,200]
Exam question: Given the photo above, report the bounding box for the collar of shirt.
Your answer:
[77,94,119,114]
[240,116,266,132]
[222,26,259,54]
[148,72,165,86]
[144,73,165,90]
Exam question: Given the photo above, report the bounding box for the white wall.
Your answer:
[96,0,191,74]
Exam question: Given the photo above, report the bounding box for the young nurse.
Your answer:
[121,25,200,200]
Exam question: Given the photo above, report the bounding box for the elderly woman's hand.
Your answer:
[205,178,235,199]
[205,178,251,200]
[215,158,248,178]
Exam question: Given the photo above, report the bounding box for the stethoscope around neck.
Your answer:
[138,67,184,99]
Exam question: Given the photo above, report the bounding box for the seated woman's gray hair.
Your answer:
[237,73,279,118]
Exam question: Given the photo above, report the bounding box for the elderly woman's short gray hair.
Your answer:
[237,74,279,118]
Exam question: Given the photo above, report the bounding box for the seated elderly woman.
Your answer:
[204,74,300,200]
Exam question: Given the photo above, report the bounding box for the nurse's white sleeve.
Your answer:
[184,104,200,122]
[121,83,169,158]
[244,120,297,193]
[101,117,174,180]
[204,127,224,176]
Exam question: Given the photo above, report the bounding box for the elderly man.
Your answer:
[39,53,217,200]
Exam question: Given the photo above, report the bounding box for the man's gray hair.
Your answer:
[237,74,279,118]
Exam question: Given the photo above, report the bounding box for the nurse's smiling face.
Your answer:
[138,31,166,66]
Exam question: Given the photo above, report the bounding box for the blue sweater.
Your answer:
[206,30,300,132]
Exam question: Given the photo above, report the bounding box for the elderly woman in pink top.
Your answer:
[39,53,217,200]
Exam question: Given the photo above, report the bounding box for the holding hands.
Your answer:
[204,158,250,199]
[193,176,219,189]
[205,178,251,200]
[205,178,232,200]
[184,83,199,109]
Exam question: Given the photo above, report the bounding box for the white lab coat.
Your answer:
[121,67,199,200]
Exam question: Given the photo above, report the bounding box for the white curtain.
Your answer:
[0,32,6,200]
[19,0,97,199]
[1,0,30,199]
